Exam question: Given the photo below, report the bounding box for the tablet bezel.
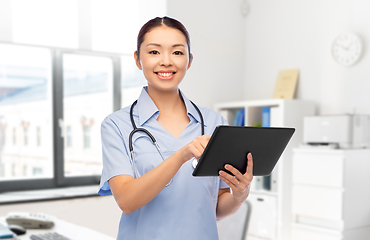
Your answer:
[192,125,295,177]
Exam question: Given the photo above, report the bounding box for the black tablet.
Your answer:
[192,126,295,177]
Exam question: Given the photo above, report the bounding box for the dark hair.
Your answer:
[136,16,191,59]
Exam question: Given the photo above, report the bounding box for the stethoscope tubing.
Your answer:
[129,99,204,186]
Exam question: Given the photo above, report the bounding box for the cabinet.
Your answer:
[291,148,370,240]
[215,99,315,240]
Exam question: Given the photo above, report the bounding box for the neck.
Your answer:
[147,85,184,112]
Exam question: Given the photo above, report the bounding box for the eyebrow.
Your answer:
[146,43,185,48]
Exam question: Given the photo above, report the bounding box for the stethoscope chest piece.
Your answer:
[192,158,198,169]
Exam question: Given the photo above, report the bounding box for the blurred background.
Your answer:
[1,0,370,239]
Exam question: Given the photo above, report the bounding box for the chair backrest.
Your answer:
[217,200,251,240]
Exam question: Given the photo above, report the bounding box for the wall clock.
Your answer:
[332,33,363,66]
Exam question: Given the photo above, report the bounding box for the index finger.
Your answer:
[199,135,211,147]
[202,134,211,140]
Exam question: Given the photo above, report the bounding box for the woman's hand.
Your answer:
[218,152,253,203]
[176,135,211,164]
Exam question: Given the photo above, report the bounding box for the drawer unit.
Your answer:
[292,185,343,222]
[246,236,268,240]
[291,224,342,240]
[291,148,370,238]
[291,224,370,240]
[292,151,344,187]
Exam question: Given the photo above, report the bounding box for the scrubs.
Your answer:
[99,87,228,240]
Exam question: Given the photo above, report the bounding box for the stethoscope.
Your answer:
[129,99,204,186]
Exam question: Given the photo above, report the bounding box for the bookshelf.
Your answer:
[214,99,315,240]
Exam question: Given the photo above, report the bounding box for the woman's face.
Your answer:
[135,26,193,93]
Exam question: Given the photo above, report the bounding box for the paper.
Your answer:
[273,69,299,99]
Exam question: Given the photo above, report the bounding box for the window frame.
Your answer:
[0,43,123,193]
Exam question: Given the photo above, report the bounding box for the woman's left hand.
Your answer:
[218,152,253,203]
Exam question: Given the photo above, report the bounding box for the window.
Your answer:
[62,53,114,177]
[36,127,41,147]
[121,56,146,107]
[12,164,16,177]
[66,126,72,148]
[0,43,53,182]
[33,167,42,176]
[0,0,163,193]
[0,122,5,148]
[0,43,126,192]
[83,125,90,149]
[23,126,28,146]
[12,128,16,145]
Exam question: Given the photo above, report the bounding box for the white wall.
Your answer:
[244,0,370,115]
[167,0,246,109]
[0,0,12,42]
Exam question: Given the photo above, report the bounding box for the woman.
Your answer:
[98,16,253,240]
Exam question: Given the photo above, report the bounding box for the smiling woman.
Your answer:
[98,16,254,240]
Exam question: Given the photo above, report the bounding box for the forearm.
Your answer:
[216,185,250,220]
[110,135,211,214]
[216,191,244,220]
[110,151,184,214]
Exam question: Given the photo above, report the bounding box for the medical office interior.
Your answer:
[1,0,370,239]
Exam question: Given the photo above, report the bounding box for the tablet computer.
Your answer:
[192,125,295,176]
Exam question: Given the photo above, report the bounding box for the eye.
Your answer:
[173,51,184,55]
[149,50,159,54]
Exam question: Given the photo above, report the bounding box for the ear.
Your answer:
[134,51,142,70]
[187,53,193,70]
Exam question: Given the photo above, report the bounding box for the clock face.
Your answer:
[332,33,362,66]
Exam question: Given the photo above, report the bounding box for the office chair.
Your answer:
[217,200,251,240]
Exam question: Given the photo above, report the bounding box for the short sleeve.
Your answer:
[98,117,134,196]
[219,178,229,189]
[221,115,228,126]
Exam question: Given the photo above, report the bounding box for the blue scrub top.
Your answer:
[99,87,228,240]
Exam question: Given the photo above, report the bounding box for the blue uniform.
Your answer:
[99,87,228,240]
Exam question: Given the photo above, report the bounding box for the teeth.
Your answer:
[157,72,174,77]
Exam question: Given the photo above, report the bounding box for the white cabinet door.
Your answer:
[247,193,277,239]
[291,225,342,240]
[292,151,344,187]
[292,185,343,221]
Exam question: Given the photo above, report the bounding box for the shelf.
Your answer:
[215,99,315,240]
[250,190,278,197]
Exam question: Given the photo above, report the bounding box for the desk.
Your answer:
[0,217,114,240]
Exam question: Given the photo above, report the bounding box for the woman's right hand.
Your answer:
[110,134,212,214]
[176,135,211,164]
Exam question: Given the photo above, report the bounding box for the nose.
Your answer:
[160,53,173,67]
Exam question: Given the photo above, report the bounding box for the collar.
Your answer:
[136,86,204,127]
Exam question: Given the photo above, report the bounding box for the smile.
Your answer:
[156,72,175,77]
